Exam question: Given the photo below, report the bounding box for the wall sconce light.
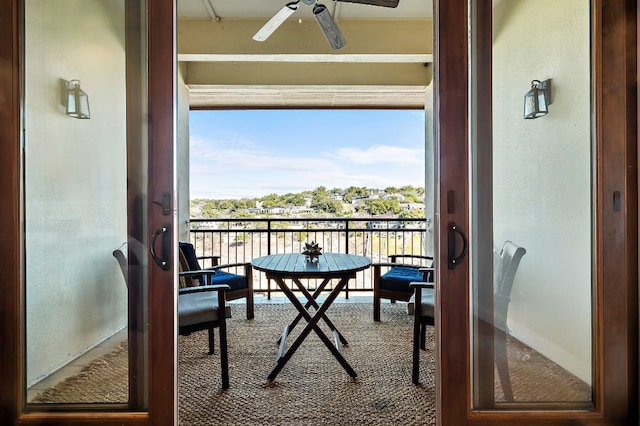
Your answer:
[65,79,90,119]
[523,79,552,119]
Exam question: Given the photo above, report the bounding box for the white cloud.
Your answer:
[191,135,344,174]
[332,145,424,165]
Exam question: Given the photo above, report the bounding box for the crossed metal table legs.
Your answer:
[267,274,357,381]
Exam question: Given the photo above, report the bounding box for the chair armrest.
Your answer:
[179,284,230,295]
[372,262,425,269]
[410,281,434,289]
[206,262,252,271]
[389,254,434,262]
[197,255,220,266]
[179,270,219,279]
[407,282,434,317]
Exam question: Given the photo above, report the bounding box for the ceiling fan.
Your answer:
[252,0,400,51]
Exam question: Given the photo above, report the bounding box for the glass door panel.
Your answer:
[470,0,594,408]
[24,0,148,410]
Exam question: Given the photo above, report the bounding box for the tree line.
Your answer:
[191,185,425,219]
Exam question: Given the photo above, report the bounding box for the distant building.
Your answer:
[400,203,425,211]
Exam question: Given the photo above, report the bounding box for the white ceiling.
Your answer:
[178,0,433,21]
[178,0,434,108]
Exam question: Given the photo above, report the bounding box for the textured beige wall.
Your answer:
[25,0,128,386]
[491,0,592,382]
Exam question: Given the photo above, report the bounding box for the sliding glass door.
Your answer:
[469,0,593,407]
[435,0,637,423]
[0,0,177,423]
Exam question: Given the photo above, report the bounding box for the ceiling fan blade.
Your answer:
[336,0,400,7]
[253,2,299,42]
[313,4,346,50]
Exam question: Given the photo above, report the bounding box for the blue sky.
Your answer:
[189,109,425,199]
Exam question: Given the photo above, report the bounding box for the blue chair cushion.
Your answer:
[208,270,248,292]
[180,242,248,291]
[380,267,425,294]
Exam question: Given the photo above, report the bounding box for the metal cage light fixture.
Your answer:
[65,79,90,119]
[523,79,552,119]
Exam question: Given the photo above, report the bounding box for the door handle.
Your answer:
[150,225,170,270]
[448,222,467,270]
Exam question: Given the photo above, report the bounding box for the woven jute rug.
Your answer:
[31,303,590,424]
[180,303,435,425]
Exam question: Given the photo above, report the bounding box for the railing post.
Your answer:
[344,218,349,255]
[267,220,272,255]
[267,219,272,299]
[344,218,349,299]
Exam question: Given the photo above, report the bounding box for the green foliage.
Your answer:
[343,186,368,203]
[283,193,306,206]
[311,186,329,205]
[218,200,235,210]
[232,211,254,219]
[399,208,426,219]
[315,198,343,214]
[199,200,219,218]
[399,185,417,193]
[190,185,424,218]
[364,199,402,215]
[260,193,280,208]
[403,193,423,203]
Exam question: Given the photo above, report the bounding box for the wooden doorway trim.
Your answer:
[0,0,23,423]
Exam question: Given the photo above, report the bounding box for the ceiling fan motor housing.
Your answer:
[301,0,316,5]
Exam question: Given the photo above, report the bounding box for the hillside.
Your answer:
[191,185,426,219]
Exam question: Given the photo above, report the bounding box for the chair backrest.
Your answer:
[178,242,203,286]
[112,238,146,288]
[493,240,526,332]
[113,242,129,285]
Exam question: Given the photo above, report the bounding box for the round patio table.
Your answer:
[252,252,371,381]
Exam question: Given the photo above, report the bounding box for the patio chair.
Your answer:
[114,241,231,389]
[410,240,526,402]
[372,254,434,321]
[179,242,254,320]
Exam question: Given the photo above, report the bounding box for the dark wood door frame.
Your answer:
[435,0,638,424]
[0,0,22,424]
[1,0,637,424]
[0,0,177,424]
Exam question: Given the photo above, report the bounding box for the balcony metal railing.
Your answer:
[188,217,429,297]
